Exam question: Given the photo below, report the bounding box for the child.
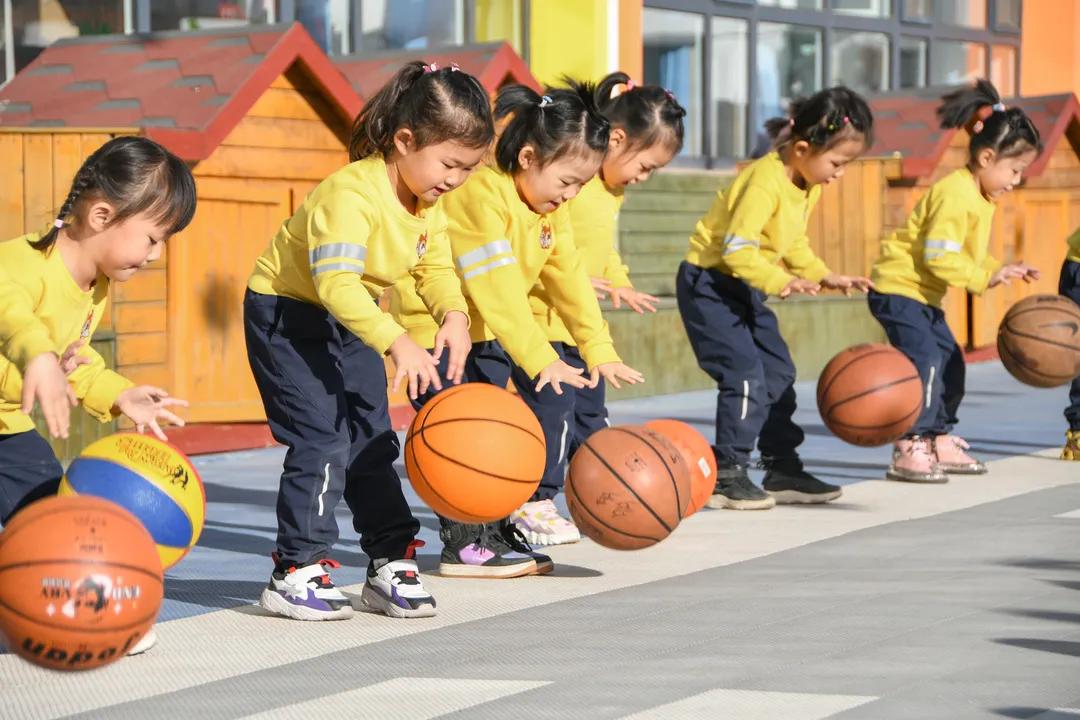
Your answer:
[870,79,1041,482]
[0,135,196,655]
[389,80,643,577]
[676,86,874,510]
[512,72,685,547]
[1063,228,1080,460]
[244,62,493,620]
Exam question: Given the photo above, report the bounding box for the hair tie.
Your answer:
[789,118,795,127]
[449,62,460,72]
[843,115,850,124]
[53,218,64,229]
[991,102,1006,112]
[539,95,553,108]
[625,80,636,91]
[972,120,985,134]
[664,89,676,102]
[422,62,438,73]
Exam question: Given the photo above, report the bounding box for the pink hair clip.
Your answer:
[53,219,64,229]
[626,80,636,91]
[789,118,795,127]
[973,120,985,134]
[422,62,439,73]
[449,62,460,72]
[664,88,675,101]
[843,115,850,124]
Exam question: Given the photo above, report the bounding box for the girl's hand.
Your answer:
[431,311,470,385]
[779,278,821,299]
[1015,263,1040,282]
[609,287,659,314]
[21,352,75,439]
[820,273,874,297]
[59,340,92,375]
[591,277,613,299]
[590,362,644,390]
[989,264,1030,288]
[535,359,588,395]
[115,386,188,441]
[389,334,441,400]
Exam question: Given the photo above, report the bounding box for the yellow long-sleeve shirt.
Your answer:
[530,176,630,345]
[1067,226,1080,263]
[389,166,620,378]
[872,168,1000,308]
[0,233,133,434]
[685,151,830,295]
[248,154,467,354]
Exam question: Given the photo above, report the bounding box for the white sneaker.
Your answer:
[510,499,581,546]
[259,557,355,621]
[127,627,157,656]
[360,558,437,619]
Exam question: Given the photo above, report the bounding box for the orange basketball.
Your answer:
[817,343,922,447]
[0,495,163,671]
[566,426,691,550]
[998,294,1080,387]
[645,419,715,516]
[405,383,545,523]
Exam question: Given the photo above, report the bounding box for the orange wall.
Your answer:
[619,0,643,83]
[1022,0,1080,97]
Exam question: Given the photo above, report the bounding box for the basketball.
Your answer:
[644,419,715,516]
[405,383,545,523]
[817,343,922,447]
[59,433,205,570]
[0,495,163,671]
[565,425,691,550]
[997,294,1080,388]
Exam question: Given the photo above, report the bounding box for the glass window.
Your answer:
[830,31,889,94]
[147,0,273,31]
[990,44,1017,96]
[356,0,464,52]
[832,0,891,17]
[930,40,987,85]
[993,0,1022,31]
[755,22,822,154]
[710,16,748,158]
[758,0,823,8]
[899,36,927,88]
[643,8,704,156]
[935,0,988,28]
[296,0,351,54]
[11,0,125,75]
[2,0,10,85]
[902,0,932,21]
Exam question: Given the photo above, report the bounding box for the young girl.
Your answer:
[389,80,642,577]
[870,80,1041,483]
[511,72,684,547]
[244,62,493,621]
[1062,228,1080,460]
[0,135,196,655]
[676,86,874,510]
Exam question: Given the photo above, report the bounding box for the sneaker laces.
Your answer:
[901,437,936,462]
[502,522,536,554]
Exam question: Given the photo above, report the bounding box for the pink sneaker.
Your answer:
[887,437,948,483]
[933,434,987,475]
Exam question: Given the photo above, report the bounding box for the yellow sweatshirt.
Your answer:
[685,151,830,295]
[530,176,630,345]
[1067,226,1080,264]
[0,233,133,434]
[248,154,467,354]
[872,168,1000,308]
[389,166,620,378]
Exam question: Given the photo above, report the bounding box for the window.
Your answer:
[935,0,987,28]
[832,0,891,18]
[901,0,932,22]
[296,0,351,54]
[756,23,821,152]
[831,31,889,94]
[758,0,823,8]
[643,8,704,156]
[355,0,464,52]
[10,0,126,76]
[146,0,273,31]
[930,40,987,85]
[990,44,1017,96]
[710,16,748,158]
[899,36,927,88]
[993,0,1022,32]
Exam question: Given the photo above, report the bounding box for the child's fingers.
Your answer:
[551,377,564,395]
[148,420,168,442]
[428,364,443,393]
[431,335,445,362]
[160,397,190,408]
[392,366,406,394]
[606,371,622,390]
[157,409,186,427]
[611,292,622,310]
[535,375,550,394]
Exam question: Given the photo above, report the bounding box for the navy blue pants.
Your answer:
[1061,260,1080,431]
[0,430,63,526]
[244,290,419,568]
[675,261,804,465]
[868,290,964,437]
[409,340,513,411]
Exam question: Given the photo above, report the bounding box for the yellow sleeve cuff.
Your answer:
[368,317,409,356]
[82,370,135,423]
[518,343,562,381]
[761,267,797,296]
[580,341,620,371]
[966,266,993,295]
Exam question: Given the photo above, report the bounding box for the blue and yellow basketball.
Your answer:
[59,433,205,570]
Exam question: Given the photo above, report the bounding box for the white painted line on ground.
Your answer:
[1053,509,1080,519]
[622,688,878,720]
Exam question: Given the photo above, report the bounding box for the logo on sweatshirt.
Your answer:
[539,221,553,249]
[416,232,428,257]
[80,307,93,340]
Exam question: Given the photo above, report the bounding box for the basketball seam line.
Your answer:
[817,349,897,404]
[408,426,484,522]
[998,335,1068,380]
[613,427,685,521]
[999,327,1080,353]
[417,416,545,450]
[823,374,922,420]
[414,423,542,484]
[566,475,664,543]
[580,439,674,533]
[826,401,921,430]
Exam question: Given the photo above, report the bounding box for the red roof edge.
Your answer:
[1026,93,1080,178]
[172,23,362,161]
[480,43,541,92]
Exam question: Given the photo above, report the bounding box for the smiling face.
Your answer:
[600,128,678,189]
[973,147,1037,200]
[393,132,489,205]
[513,144,604,214]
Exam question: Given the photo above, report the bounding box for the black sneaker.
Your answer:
[499,519,554,575]
[438,518,537,578]
[707,460,775,510]
[761,457,842,504]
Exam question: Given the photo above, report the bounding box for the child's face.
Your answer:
[396,137,487,205]
[601,130,678,188]
[87,205,171,282]
[975,147,1037,200]
[515,146,603,214]
[790,135,866,189]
